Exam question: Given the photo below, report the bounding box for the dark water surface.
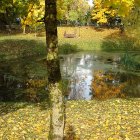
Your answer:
[0,52,140,101]
[0,57,48,101]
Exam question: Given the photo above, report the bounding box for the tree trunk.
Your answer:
[45,0,64,140]
[23,25,26,34]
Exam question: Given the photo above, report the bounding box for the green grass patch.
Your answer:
[1,27,140,56]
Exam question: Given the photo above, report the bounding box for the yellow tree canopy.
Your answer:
[92,0,135,23]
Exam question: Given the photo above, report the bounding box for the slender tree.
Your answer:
[45,0,64,140]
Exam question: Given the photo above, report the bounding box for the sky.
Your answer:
[88,0,93,6]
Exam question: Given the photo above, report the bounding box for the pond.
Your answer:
[0,51,140,101]
[0,57,48,101]
[60,52,140,100]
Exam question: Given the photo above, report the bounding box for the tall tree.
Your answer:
[45,0,64,140]
[0,0,15,28]
[92,0,134,24]
[18,0,44,34]
[57,0,90,24]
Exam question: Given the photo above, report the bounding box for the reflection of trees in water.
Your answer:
[119,73,140,98]
[92,71,126,100]
[61,53,140,100]
[61,54,93,100]
[68,74,87,100]
[0,59,48,102]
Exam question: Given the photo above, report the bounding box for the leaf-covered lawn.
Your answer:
[0,99,140,140]
[0,103,50,140]
[65,99,140,140]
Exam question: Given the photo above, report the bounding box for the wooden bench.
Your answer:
[64,31,76,38]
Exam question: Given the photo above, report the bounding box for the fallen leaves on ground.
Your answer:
[0,102,50,140]
[0,98,140,140]
[65,99,140,140]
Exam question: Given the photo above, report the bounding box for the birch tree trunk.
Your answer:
[45,0,64,140]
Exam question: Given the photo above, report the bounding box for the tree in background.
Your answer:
[67,0,90,25]
[0,0,15,29]
[125,0,140,37]
[45,0,64,139]
[0,0,91,33]
[57,0,90,25]
[16,0,44,34]
[0,0,44,33]
[92,0,134,26]
[92,0,140,47]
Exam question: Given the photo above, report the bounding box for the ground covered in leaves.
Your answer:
[65,99,140,140]
[0,102,50,140]
[0,99,140,140]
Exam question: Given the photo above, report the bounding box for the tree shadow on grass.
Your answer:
[0,102,28,116]
[64,125,80,140]
[94,27,105,32]
[0,99,50,117]
[0,39,46,59]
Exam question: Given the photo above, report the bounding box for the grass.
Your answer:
[0,36,46,60]
[0,26,140,58]
[58,26,140,52]
[121,53,140,71]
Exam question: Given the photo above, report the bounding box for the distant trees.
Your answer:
[0,0,44,33]
[91,0,139,28]
[125,0,140,37]
[68,0,90,25]
[0,0,91,33]
[91,0,140,37]
[0,0,15,28]
[17,0,44,34]
[92,0,134,24]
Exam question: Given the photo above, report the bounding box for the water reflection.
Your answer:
[0,52,139,101]
[92,71,126,100]
[60,54,93,100]
[0,58,48,101]
[60,52,140,100]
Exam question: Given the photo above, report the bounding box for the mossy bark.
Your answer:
[45,0,64,140]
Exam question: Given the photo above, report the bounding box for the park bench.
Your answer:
[64,31,76,38]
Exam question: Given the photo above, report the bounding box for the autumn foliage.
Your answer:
[92,0,138,24]
[92,71,126,100]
